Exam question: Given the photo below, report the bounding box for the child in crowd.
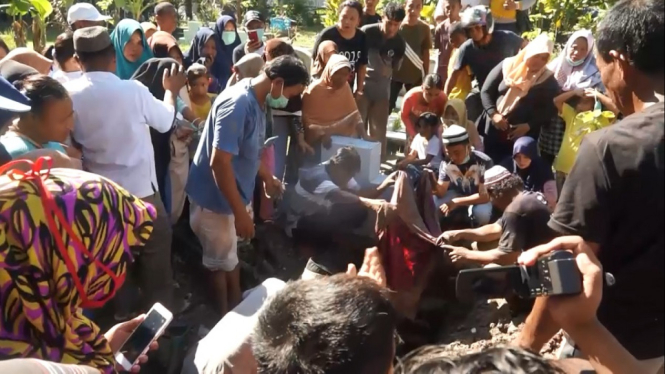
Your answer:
[446,22,472,101]
[443,98,483,151]
[187,63,213,122]
[398,112,443,171]
[552,87,619,189]
[433,0,462,82]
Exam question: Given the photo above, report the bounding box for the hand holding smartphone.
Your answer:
[248,30,259,44]
[114,303,172,371]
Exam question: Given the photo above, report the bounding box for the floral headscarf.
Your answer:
[0,160,156,373]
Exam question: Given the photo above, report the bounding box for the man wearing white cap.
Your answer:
[67,3,111,31]
[435,124,493,227]
[442,165,556,266]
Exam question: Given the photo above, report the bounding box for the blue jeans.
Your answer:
[434,189,493,226]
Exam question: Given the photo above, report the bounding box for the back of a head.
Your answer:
[265,39,295,62]
[54,31,75,67]
[330,146,361,175]
[263,55,310,87]
[596,0,664,77]
[0,60,39,85]
[253,274,397,374]
[73,26,115,69]
[395,346,561,374]
[418,112,440,129]
[187,63,208,82]
[154,1,176,16]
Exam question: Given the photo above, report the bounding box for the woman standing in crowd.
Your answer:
[500,136,557,208]
[312,40,338,80]
[311,0,367,94]
[540,29,601,166]
[302,54,368,158]
[0,165,156,373]
[479,33,559,163]
[213,15,242,90]
[0,75,74,159]
[111,19,153,80]
[184,28,222,93]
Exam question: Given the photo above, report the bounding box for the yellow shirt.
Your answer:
[490,0,517,21]
[553,104,616,174]
[189,96,212,122]
[448,48,472,101]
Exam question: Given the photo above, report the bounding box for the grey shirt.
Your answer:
[362,24,406,101]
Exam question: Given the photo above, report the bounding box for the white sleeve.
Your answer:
[426,136,442,157]
[135,81,175,133]
[179,86,191,107]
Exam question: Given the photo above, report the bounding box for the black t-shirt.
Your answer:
[497,192,555,253]
[454,30,523,88]
[361,13,382,27]
[311,26,368,85]
[549,102,665,359]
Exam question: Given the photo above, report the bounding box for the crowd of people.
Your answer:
[0,0,663,373]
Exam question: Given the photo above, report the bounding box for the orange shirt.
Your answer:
[400,87,448,136]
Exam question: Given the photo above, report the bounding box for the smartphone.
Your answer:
[248,30,259,44]
[114,303,173,371]
[456,266,527,303]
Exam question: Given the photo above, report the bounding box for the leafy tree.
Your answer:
[0,0,53,50]
[528,0,617,42]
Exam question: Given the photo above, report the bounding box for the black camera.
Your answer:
[456,251,583,302]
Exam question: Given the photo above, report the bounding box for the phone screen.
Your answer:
[119,310,167,364]
[248,30,258,43]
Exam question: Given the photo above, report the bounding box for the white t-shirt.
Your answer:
[51,70,82,84]
[410,134,443,168]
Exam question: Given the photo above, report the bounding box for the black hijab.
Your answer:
[131,57,177,205]
[500,136,554,193]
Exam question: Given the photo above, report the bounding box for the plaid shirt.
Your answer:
[539,116,566,157]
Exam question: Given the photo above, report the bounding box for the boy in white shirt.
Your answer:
[398,112,443,171]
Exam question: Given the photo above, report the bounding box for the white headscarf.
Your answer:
[548,30,603,91]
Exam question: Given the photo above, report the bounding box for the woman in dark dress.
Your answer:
[478,33,560,163]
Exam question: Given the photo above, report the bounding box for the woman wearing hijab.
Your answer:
[111,19,153,80]
[302,54,369,159]
[500,136,557,208]
[213,15,241,91]
[0,163,156,373]
[443,98,483,151]
[184,27,223,93]
[479,33,560,163]
[540,29,602,166]
[312,40,338,80]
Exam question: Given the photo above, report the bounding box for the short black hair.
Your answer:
[76,44,116,66]
[16,74,69,116]
[487,174,524,200]
[154,1,176,16]
[449,21,466,38]
[423,73,444,90]
[339,0,364,19]
[186,63,208,82]
[329,146,362,175]
[454,347,563,374]
[417,112,440,129]
[448,0,462,6]
[264,55,310,87]
[0,38,9,55]
[266,40,295,61]
[54,31,75,68]
[253,274,397,374]
[383,2,406,22]
[596,0,664,75]
[394,345,456,373]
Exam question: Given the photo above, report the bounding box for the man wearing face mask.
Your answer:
[232,10,266,64]
[186,55,310,316]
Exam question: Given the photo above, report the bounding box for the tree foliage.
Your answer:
[527,0,617,42]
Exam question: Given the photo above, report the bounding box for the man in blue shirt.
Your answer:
[186,55,309,315]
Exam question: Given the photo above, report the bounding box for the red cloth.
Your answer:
[376,171,444,317]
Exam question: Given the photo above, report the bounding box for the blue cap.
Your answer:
[0,76,31,113]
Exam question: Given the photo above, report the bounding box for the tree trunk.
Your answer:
[185,0,192,19]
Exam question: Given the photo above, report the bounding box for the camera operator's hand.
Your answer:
[518,236,602,332]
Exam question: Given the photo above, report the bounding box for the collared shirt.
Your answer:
[186,79,266,214]
[65,71,175,198]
